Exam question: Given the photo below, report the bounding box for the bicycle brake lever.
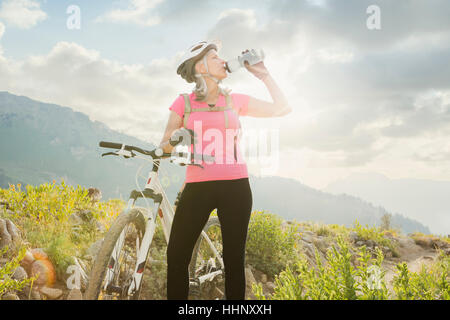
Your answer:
[101,152,118,157]
[101,150,136,158]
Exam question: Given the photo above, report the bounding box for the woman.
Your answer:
[159,40,291,300]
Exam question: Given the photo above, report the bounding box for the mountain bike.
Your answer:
[85,132,225,300]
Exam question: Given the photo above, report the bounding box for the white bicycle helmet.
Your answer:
[176,39,223,84]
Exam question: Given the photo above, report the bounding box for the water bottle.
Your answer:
[225,49,265,73]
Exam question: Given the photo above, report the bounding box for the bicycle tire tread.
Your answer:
[85,208,146,300]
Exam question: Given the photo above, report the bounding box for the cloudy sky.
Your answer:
[1,0,450,192]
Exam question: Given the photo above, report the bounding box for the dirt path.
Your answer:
[381,237,439,293]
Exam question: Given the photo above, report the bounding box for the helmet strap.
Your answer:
[200,54,221,84]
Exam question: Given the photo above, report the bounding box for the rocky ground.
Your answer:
[1,196,449,300]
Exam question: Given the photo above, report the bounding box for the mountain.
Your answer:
[0,90,185,204]
[324,172,449,236]
[0,91,430,234]
[250,175,430,234]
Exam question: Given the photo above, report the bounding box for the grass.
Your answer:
[0,180,123,280]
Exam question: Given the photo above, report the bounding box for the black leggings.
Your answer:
[167,178,252,300]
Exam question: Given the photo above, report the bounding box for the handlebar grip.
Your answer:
[169,128,197,147]
[169,136,183,147]
[99,141,125,149]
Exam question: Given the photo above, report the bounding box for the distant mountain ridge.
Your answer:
[325,172,450,236]
[0,91,430,234]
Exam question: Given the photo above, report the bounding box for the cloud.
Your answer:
[95,0,165,27]
[199,2,450,171]
[207,8,298,58]
[268,0,450,51]
[2,1,450,177]
[0,0,47,29]
[0,21,4,38]
[0,41,188,142]
[0,21,4,56]
[380,91,450,138]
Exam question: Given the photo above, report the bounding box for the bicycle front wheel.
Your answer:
[85,207,147,300]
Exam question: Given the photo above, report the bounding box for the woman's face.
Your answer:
[196,49,227,80]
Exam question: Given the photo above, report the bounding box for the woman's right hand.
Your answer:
[169,128,197,146]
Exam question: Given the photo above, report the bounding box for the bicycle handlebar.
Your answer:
[99,141,215,166]
[99,141,166,158]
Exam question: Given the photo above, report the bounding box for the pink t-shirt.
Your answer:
[169,92,250,183]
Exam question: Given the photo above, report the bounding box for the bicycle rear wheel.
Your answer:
[85,207,147,300]
[189,216,225,299]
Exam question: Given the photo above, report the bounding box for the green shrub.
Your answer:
[0,181,119,281]
[0,246,36,298]
[253,236,390,300]
[301,222,349,239]
[352,220,398,256]
[246,211,299,277]
[393,251,449,300]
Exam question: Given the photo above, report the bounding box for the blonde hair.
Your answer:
[177,45,229,101]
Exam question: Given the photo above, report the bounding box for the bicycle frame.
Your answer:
[102,152,224,298]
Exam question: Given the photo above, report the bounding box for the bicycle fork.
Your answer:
[127,210,157,297]
[103,197,160,298]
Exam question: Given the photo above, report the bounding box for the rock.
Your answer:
[399,237,417,248]
[30,248,49,260]
[66,288,83,300]
[18,285,41,300]
[0,258,8,265]
[88,187,102,203]
[12,266,28,281]
[300,241,316,260]
[0,218,13,249]
[2,293,20,300]
[20,250,36,271]
[383,231,395,238]
[30,289,41,300]
[245,267,257,300]
[261,274,268,284]
[313,237,328,253]
[366,240,376,248]
[96,221,106,233]
[78,209,94,222]
[265,282,276,292]
[433,239,450,250]
[68,213,83,226]
[30,259,56,287]
[382,246,393,258]
[301,233,314,243]
[349,231,359,242]
[5,219,21,242]
[39,287,63,300]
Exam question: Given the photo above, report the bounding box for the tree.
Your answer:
[380,213,392,231]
